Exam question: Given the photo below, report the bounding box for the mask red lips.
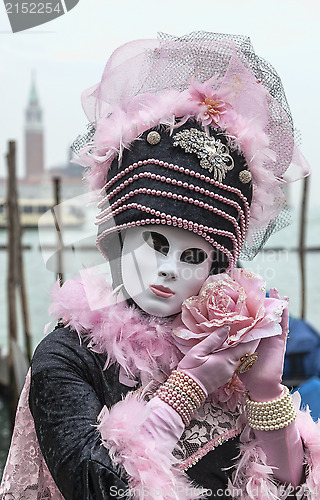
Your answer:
[149,285,175,298]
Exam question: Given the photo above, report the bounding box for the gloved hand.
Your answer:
[239,288,289,402]
[238,290,304,487]
[177,325,260,396]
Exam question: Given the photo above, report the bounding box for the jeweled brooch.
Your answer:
[173,128,234,182]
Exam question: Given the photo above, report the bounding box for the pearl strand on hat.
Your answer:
[102,167,247,224]
[102,158,250,213]
[99,158,250,238]
[96,201,239,260]
[96,215,236,269]
[99,181,244,244]
[97,192,241,259]
[99,163,249,242]
[99,174,246,248]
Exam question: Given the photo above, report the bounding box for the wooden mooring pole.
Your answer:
[6,140,31,426]
[6,141,20,424]
[18,240,32,363]
[53,177,64,286]
[298,176,309,320]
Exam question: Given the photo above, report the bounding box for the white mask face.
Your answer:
[121,225,213,317]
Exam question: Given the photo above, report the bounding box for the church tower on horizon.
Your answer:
[25,74,44,180]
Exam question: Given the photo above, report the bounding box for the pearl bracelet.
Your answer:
[170,370,207,401]
[245,386,297,431]
[154,370,206,426]
[165,380,203,407]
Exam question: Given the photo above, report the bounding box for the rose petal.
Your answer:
[263,297,287,323]
[181,304,208,333]
[173,327,209,341]
[232,268,266,317]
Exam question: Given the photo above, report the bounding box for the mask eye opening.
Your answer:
[142,231,170,256]
[180,248,208,264]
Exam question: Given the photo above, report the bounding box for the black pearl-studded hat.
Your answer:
[72,32,309,271]
[95,121,252,272]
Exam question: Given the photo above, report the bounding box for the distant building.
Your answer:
[49,148,83,182]
[23,75,82,186]
[25,74,44,181]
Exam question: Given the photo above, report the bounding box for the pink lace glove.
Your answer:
[177,325,260,397]
[239,289,304,487]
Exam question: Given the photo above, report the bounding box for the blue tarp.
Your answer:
[283,318,320,378]
[294,376,320,422]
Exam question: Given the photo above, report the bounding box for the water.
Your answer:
[0,183,106,355]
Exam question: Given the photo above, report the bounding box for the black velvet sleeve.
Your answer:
[29,327,131,500]
[186,436,240,499]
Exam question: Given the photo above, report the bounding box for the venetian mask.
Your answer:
[121,225,213,317]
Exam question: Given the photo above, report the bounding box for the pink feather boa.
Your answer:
[98,393,207,500]
[296,400,320,499]
[48,270,183,387]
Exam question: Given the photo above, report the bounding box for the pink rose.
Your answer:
[173,269,287,354]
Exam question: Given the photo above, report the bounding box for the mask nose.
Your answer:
[157,257,178,281]
[158,269,177,280]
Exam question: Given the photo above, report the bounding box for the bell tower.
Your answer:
[25,73,44,180]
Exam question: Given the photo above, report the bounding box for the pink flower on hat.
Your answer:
[186,79,235,128]
[173,268,287,354]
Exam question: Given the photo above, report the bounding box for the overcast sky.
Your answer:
[0,0,319,207]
